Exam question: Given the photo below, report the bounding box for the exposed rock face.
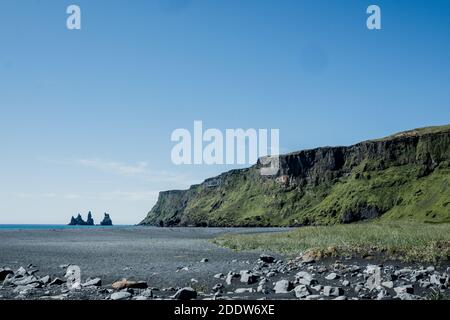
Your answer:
[68,214,87,226]
[140,125,450,227]
[86,212,94,225]
[68,212,94,226]
[100,213,113,226]
[68,216,77,226]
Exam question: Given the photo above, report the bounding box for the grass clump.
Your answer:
[212,221,450,263]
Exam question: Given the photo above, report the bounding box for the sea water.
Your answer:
[0,225,131,230]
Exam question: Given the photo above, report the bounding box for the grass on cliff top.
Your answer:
[212,221,450,263]
[372,123,450,141]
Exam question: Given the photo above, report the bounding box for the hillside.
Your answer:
[139,125,450,227]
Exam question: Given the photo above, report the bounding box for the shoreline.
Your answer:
[0,227,448,300]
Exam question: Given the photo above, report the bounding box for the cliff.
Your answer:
[139,125,450,227]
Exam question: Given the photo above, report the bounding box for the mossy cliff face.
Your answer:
[139,125,450,227]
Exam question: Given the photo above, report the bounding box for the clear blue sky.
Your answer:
[1,0,449,224]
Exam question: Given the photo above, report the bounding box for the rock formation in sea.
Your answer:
[100,213,113,226]
[68,212,95,226]
[86,212,94,225]
[139,124,450,227]
[68,216,77,226]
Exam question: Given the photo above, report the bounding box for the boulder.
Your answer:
[394,285,414,295]
[212,283,223,292]
[0,268,14,281]
[259,254,275,264]
[172,287,197,300]
[274,280,294,294]
[323,286,344,297]
[15,267,27,277]
[295,271,317,286]
[13,276,39,286]
[325,272,339,280]
[301,252,316,264]
[381,281,394,289]
[40,275,51,285]
[430,274,446,286]
[294,285,311,298]
[110,292,132,300]
[82,278,102,287]
[141,289,153,298]
[239,270,259,284]
[235,288,255,294]
[225,272,240,285]
[112,279,147,290]
[49,278,65,286]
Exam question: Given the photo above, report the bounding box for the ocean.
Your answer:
[0,224,133,230]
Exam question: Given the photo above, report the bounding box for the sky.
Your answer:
[0,0,449,224]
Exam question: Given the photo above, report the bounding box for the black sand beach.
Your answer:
[0,227,284,287]
[0,227,448,300]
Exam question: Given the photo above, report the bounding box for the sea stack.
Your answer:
[86,212,94,225]
[100,213,113,226]
[68,212,95,226]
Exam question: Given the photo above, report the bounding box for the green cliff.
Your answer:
[140,125,450,227]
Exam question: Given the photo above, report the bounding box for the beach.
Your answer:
[0,227,285,287]
[0,226,448,300]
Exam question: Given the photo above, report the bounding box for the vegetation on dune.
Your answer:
[212,221,450,263]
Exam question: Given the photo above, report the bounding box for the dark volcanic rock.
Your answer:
[100,213,113,226]
[172,287,197,300]
[0,268,14,281]
[259,254,275,263]
[86,212,94,225]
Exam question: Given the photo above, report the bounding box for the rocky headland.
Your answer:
[140,125,450,227]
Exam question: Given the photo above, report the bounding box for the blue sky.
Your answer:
[1,0,449,224]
